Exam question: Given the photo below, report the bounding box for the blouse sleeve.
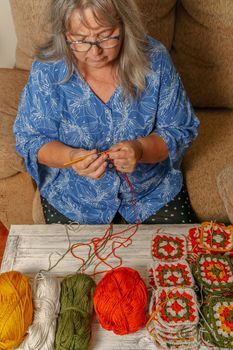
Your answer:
[154,46,200,169]
[13,61,61,185]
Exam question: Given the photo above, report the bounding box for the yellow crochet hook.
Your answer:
[63,150,108,167]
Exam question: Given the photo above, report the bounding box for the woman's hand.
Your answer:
[70,149,108,179]
[108,140,143,173]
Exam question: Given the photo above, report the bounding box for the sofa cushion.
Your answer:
[183,109,233,223]
[0,68,29,179]
[10,0,177,71]
[0,172,35,229]
[136,0,177,49]
[171,0,233,108]
[10,0,51,70]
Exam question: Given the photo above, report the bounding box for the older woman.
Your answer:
[14,0,199,225]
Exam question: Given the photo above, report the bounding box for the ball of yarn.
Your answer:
[0,271,33,349]
[93,267,148,335]
[55,273,96,350]
[16,272,60,350]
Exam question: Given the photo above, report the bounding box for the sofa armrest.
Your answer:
[0,68,29,179]
[217,167,233,225]
[183,109,233,223]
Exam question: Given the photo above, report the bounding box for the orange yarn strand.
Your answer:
[93,267,148,335]
[70,223,139,276]
[70,168,140,276]
[0,271,33,349]
[92,224,139,276]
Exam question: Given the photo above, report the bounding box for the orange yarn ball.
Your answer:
[93,267,148,335]
[0,271,33,349]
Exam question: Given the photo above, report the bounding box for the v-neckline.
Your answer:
[74,68,120,106]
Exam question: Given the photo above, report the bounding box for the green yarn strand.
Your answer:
[55,273,96,350]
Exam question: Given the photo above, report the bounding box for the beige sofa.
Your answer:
[1,0,233,229]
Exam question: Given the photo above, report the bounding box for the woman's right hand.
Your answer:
[70,149,108,179]
[38,141,108,179]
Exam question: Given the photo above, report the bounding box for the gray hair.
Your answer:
[37,0,151,98]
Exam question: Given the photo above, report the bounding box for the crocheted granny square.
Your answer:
[200,222,233,253]
[151,261,194,288]
[193,254,233,294]
[152,233,187,261]
[188,222,233,256]
[148,288,200,350]
[154,288,199,328]
[201,297,233,348]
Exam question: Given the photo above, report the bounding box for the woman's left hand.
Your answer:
[108,140,143,173]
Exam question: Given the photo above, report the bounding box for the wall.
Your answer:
[0,0,17,68]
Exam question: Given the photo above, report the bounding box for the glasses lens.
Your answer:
[100,38,119,49]
[70,42,91,52]
[69,36,120,52]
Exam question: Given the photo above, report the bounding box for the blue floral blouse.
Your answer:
[14,37,199,224]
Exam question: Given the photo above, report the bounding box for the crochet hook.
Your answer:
[63,150,108,167]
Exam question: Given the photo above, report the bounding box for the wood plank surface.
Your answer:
[1,224,211,350]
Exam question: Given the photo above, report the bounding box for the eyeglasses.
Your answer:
[66,35,121,52]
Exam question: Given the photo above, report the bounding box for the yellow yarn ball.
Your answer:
[0,271,33,349]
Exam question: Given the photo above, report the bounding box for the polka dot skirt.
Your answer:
[142,185,198,225]
[41,185,198,225]
[41,197,73,224]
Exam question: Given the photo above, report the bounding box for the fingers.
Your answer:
[108,142,126,157]
[71,139,139,178]
[108,141,137,173]
[72,153,108,179]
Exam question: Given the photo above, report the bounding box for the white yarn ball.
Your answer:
[16,272,60,350]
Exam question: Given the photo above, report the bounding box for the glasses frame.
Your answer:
[66,35,121,52]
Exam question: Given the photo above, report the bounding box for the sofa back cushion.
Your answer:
[136,0,177,49]
[10,0,176,71]
[171,0,233,108]
[10,0,52,70]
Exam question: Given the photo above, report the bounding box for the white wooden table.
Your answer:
[1,224,210,350]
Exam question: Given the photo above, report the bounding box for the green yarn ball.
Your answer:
[55,273,96,350]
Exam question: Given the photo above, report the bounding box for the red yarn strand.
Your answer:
[69,159,140,276]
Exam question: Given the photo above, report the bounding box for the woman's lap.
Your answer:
[41,185,198,225]
[141,186,198,224]
[41,197,73,224]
